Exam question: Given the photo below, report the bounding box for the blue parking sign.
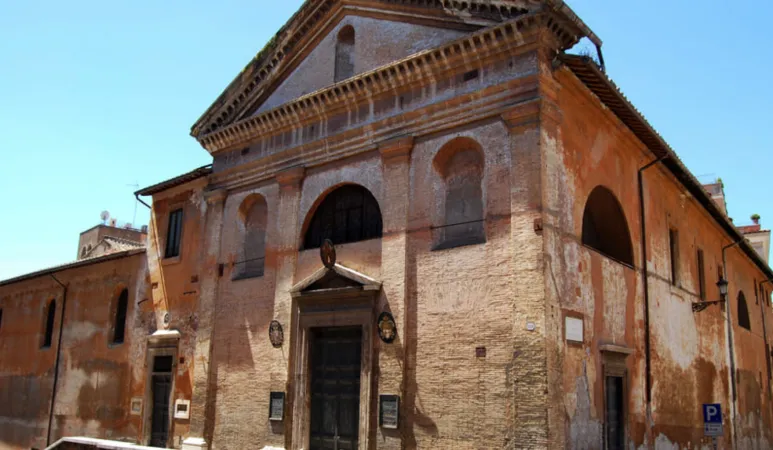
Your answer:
[703,404,722,423]
[703,404,723,437]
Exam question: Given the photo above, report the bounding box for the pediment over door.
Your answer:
[290,263,381,298]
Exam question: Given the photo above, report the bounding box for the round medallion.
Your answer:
[377,312,397,344]
[320,239,336,268]
[269,320,284,348]
[163,312,171,328]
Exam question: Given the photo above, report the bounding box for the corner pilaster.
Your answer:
[184,188,227,450]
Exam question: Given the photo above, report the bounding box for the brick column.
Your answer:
[273,166,305,446]
[378,136,413,449]
[500,72,561,448]
[183,188,227,450]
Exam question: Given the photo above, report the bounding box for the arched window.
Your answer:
[237,195,268,278]
[113,289,129,344]
[582,186,634,266]
[42,299,56,348]
[80,247,87,258]
[738,291,751,330]
[335,25,355,82]
[433,137,485,250]
[303,185,382,249]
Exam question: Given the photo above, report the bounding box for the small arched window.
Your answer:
[112,289,129,344]
[433,137,485,250]
[42,299,56,348]
[738,291,751,330]
[303,185,382,249]
[582,186,634,266]
[237,195,268,278]
[335,25,355,82]
[80,247,87,258]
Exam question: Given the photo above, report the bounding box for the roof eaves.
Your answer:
[0,249,146,287]
[135,165,212,197]
[560,54,773,280]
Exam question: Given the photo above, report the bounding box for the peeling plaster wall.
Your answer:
[0,253,148,450]
[255,15,466,115]
[145,181,208,446]
[548,68,773,449]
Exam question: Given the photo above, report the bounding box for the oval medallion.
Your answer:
[320,239,336,268]
[269,320,284,348]
[377,312,397,344]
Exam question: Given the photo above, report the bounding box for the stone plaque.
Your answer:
[565,316,583,343]
[379,394,400,429]
[269,392,285,421]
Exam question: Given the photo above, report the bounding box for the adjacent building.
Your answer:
[2,1,773,449]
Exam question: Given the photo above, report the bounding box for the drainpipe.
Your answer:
[722,240,741,449]
[759,279,773,415]
[637,156,666,414]
[135,193,152,210]
[46,274,68,447]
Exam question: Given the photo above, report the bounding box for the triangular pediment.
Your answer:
[290,263,381,297]
[191,0,545,139]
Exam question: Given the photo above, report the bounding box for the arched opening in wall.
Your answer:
[303,184,382,250]
[335,25,355,82]
[236,194,268,279]
[80,247,87,258]
[738,291,751,330]
[42,299,56,348]
[112,288,129,344]
[432,137,485,250]
[581,186,634,266]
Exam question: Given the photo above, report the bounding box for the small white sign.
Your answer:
[174,399,191,420]
[565,316,583,343]
[130,398,143,416]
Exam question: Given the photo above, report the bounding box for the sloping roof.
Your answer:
[84,236,145,258]
[561,54,773,280]
[135,165,212,197]
[0,248,146,287]
[190,0,598,139]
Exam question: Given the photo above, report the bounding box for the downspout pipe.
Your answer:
[723,240,742,449]
[638,155,666,409]
[46,273,67,447]
[758,279,773,418]
[135,193,152,210]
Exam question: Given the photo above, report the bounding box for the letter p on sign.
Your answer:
[703,404,722,424]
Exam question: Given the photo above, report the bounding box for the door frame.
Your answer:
[142,332,179,447]
[290,291,376,450]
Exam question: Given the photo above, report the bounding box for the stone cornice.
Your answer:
[211,74,540,192]
[190,0,554,139]
[196,12,578,155]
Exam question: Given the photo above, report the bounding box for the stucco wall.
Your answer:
[0,253,148,450]
[548,67,773,450]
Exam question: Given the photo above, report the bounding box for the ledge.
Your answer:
[599,344,634,355]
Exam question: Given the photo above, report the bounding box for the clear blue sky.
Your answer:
[0,0,770,280]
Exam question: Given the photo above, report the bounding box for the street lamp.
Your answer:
[692,277,729,313]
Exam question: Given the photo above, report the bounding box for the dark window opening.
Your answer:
[697,249,706,300]
[605,376,625,450]
[42,300,56,348]
[113,289,128,344]
[669,229,679,285]
[303,185,382,250]
[153,355,174,373]
[581,186,633,266]
[755,280,759,304]
[433,138,486,250]
[165,208,183,258]
[738,291,751,331]
[335,26,355,82]
[0,308,3,332]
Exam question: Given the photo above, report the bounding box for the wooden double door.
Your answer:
[309,327,362,450]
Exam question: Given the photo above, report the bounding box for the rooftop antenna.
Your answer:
[127,182,140,227]
[100,210,110,225]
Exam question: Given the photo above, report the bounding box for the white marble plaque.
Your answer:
[565,316,583,343]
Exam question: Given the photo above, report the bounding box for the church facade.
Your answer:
[2,1,773,449]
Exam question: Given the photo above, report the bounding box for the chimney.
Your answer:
[109,218,117,227]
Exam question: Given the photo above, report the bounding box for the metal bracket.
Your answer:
[692,299,726,313]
